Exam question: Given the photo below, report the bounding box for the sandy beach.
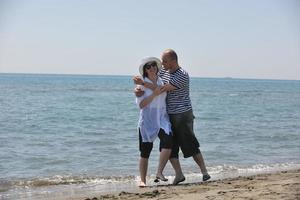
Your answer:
[79,169,300,200]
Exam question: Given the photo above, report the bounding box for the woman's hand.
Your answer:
[133,75,144,85]
[134,86,144,97]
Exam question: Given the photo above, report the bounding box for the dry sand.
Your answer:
[79,169,300,200]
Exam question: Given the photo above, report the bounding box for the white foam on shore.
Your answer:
[1,162,299,200]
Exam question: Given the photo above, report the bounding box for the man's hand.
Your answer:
[153,86,163,96]
[161,84,176,92]
[133,75,144,85]
[134,86,144,97]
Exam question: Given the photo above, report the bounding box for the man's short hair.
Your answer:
[164,49,178,62]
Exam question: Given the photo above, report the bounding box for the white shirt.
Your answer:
[136,77,172,142]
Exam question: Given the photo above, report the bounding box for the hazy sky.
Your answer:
[0,0,299,79]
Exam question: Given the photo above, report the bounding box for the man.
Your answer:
[133,49,210,184]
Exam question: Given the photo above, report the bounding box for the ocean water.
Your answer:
[0,73,300,199]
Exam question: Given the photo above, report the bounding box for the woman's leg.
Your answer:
[156,129,172,181]
[156,148,171,180]
[139,130,153,186]
[139,157,148,186]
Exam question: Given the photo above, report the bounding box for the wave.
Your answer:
[0,175,136,192]
[1,162,299,194]
[1,162,299,200]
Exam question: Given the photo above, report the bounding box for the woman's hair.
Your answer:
[142,65,148,78]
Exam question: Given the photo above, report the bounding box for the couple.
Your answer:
[134,49,210,187]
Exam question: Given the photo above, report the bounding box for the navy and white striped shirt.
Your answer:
[159,67,192,114]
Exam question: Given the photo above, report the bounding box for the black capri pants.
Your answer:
[139,128,173,158]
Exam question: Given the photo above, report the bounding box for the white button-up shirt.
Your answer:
[136,77,172,142]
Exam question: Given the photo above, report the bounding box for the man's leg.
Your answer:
[169,139,185,184]
[193,151,208,174]
[169,114,186,185]
[169,158,185,184]
[193,151,211,181]
[172,110,211,181]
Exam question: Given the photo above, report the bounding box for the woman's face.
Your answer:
[144,62,158,77]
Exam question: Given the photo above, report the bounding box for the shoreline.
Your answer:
[79,169,300,200]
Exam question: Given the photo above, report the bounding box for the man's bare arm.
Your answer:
[161,83,177,92]
[139,86,163,108]
[132,75,156,91]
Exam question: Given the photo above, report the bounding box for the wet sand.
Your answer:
[78,169,300,200]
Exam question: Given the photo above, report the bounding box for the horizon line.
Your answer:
[0,72,299,82]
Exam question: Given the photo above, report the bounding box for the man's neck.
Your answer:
[169,65,180,73]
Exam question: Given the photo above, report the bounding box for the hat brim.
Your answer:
[139,57,162,76]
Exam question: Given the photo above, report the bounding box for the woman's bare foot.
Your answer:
[139,181,146,187]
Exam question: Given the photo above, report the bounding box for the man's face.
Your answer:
[161,54,172,69]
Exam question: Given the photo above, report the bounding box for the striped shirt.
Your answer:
[159,67,192,114]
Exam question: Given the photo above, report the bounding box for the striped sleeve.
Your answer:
[169,69,189,89]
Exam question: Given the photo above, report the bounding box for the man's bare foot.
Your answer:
[154,173,168,182]
[203,174,211,181]
[173,175,185,185]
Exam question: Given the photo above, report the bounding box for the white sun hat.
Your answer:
[139,57,162,76]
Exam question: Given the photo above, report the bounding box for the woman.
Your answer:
[136,57,173,187]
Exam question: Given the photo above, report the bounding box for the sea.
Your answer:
[0,73,300,200]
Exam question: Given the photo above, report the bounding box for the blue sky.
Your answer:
[0,0,299,79]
